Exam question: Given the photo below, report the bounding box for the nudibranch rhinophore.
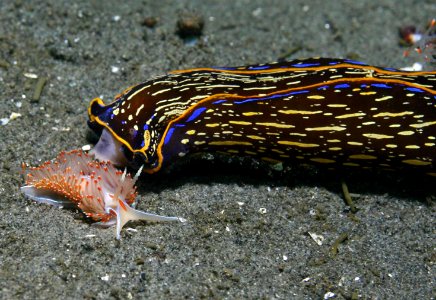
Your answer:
[21,150,181,239]
[88,58,436,176]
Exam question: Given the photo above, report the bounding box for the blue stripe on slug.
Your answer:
[212,66,237,70]
[235,90,310,104]
[291,63,321,67]
[164,128,175,145]
[213,99,227,104]
[344,59,368,65]
[288,90,310,95]
[371,83,392,88]
[405,87,424,93]
[186,107,207,122]
[334,83,350,89]
[248,65,270,70]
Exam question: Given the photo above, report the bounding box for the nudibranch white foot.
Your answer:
[21,150,182,239]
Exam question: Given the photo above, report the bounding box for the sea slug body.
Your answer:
[87,58,436,176]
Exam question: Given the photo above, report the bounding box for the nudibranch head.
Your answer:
[88,90,163,172]
[21,150,181,239]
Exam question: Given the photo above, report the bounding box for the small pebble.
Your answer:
[176,12,204,38]
[142,16,158,28]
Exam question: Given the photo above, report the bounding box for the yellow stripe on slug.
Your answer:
[362,133,394,139]
[278,109,323,115]
[209,141,253,146]
[349,154,377,160]
[229,120,252,125]
[277,141,320,147]
[402,159,431,166]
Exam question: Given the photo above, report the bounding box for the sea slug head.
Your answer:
[87,96,162,172]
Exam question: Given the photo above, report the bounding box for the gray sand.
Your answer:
[0,0,434,299]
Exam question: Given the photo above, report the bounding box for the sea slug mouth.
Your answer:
[90,128,130,167]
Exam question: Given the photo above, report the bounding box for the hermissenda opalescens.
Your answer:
[21,150,181,239]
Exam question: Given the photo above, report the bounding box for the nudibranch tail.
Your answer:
[21,150,182,239]
[112,198,181,239]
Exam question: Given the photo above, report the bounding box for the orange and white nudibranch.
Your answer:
[21,150,182,239]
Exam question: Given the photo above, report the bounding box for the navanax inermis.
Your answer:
[88,58,436,176]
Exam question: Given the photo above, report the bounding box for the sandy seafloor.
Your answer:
[0,0,435,299]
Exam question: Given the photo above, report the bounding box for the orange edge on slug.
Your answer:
[169,62,436,77]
